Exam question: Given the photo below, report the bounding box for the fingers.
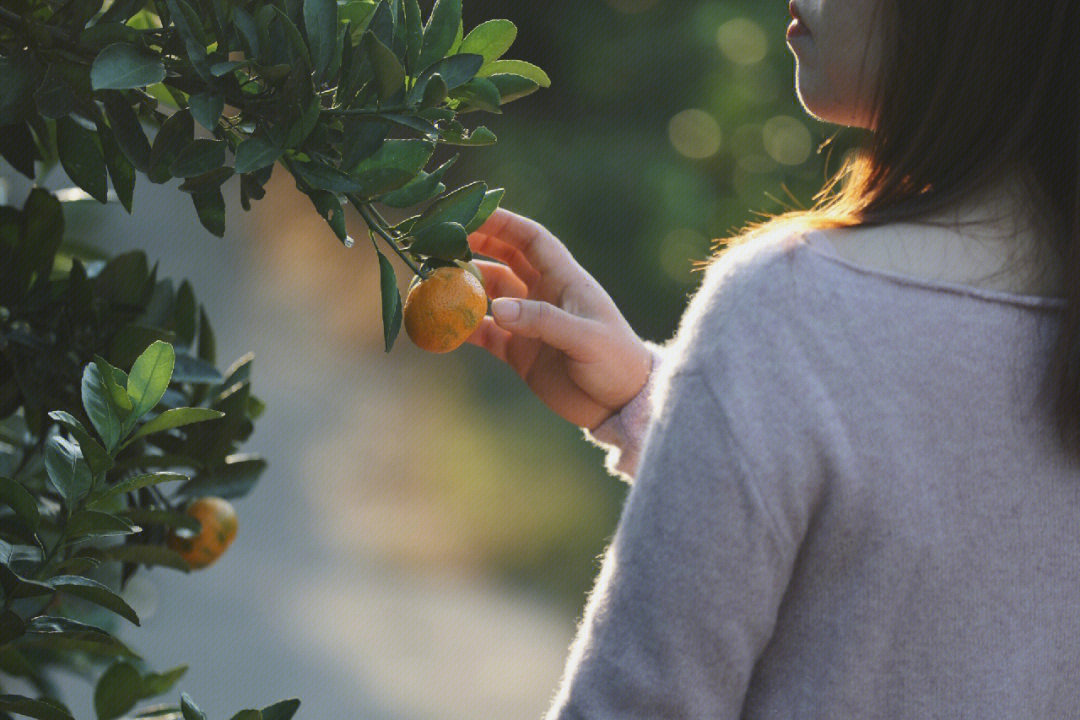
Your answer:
[468,208,579,289]
[472,259,528,300]
[489,297,600,362]
[464,316,511,363]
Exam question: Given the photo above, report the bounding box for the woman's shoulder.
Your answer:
[671,225,818,357]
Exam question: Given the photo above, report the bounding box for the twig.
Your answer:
[350,198,427,279]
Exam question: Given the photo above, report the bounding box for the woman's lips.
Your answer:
[787,1,810,37]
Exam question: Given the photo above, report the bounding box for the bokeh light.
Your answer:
[668,109,724,159]
[763,115,813,166]
[716,17,769,65]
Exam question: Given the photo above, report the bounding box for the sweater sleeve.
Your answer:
[545,368,802,719]
[547,232,827,719]
[580,340,669,482]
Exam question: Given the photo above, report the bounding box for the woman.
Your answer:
[466,0,1079,716]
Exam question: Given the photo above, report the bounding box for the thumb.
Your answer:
[491,297,597,355]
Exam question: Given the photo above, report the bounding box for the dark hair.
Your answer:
[710,0,1080,460]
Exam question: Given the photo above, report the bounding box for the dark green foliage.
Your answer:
[1,0,545,350]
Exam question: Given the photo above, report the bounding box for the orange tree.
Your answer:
[0,0,545,716]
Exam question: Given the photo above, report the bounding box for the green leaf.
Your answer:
[0,51,43,126]
[419,72,448,109]
[486,73,540,105]
[48,576,139,626]
[234,137,282,175]
[94,661,141,720]
[128,408,224,444]
[169,140,226,178]
[453,76,501,113]
[94,356,133,412]
[0,695,73,720]
[259,700,300,720]
[289,159,368,193]
[379,154,456,207]
[459,19,516,66]
[44,436,94,503]
[413,181,486,232]
[477,59,550,87]
[177,455,266,499]
[81,362,124,453]
[271,6,312,70]
[87,472,187,508]
[34,65,78,120]
[56,117,109,203]
[363,32,405,103]
[127,340,176,422]
[90,43,165,90]
[376,250,402,352]
[0,122,40,179]
[228,712,260,720]
[438,123,496,146]
[175,281,197,347]
[198,307,216,364]
[23,616,136,657]
[180,693,206,720]
[66,509,140,540]
[0,477,39,530]
[102,544,190,571]
[417,0,461,71]
[402,0,423,73]
[348,137,435,193]
[172,353,222,384]
[407,221,468,261]
[192,187,226,237]
[120,508,199,532]
[148,109,194,184]
[101,125,136,213]
[303,0,338,82]
[464,187,503,232]
[139,665,188,696]
[47,411,113,477]
[412,53,482,97]
[166,0,211,79]
[20,188,64,295]
[306,190,348,242]
[188,93,224,132]
[177,166,234,194]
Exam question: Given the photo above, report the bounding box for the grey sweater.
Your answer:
[547,229,1079,719]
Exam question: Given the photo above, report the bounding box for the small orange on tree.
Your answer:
[168,497,239,570]
[403,265,489,353]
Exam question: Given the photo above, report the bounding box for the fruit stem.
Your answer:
[348,197,429,279]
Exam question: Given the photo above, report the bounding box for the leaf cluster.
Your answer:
[0,0,549,350]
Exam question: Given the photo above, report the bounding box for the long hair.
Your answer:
[711,0,1080,459]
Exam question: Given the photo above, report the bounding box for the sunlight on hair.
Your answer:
[716,18,768,65]
[762,116,813,166]
[659,227,708,284]
[604,0,660,13]
[668,109,723,159]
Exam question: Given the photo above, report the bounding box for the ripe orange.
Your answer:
[403,265,488,353]
[166,496,238,570]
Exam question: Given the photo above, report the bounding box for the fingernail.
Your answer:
[492,298,521,322]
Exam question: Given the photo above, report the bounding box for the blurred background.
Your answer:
[3,0,857,717]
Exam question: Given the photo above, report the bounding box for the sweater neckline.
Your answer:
[798,229,1068,311]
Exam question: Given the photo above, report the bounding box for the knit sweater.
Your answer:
[547,228,1079,719]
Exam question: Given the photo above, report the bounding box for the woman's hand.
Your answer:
[465,208,653,431]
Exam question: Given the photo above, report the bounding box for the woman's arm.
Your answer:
[546,367,801,719]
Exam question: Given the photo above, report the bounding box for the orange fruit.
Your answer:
[403,265,488,353]
[166,496,238,570]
